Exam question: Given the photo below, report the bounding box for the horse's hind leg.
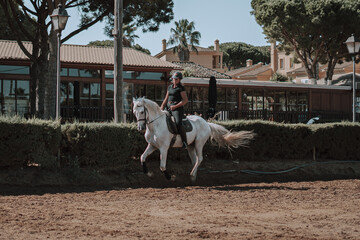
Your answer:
[190,140,206,183]
[187,145,198,182]
[141,143,156,177]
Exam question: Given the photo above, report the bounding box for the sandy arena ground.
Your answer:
[1,179,360,239]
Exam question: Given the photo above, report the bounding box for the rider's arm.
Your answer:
[160,91,169,110]
[172,91,188,110]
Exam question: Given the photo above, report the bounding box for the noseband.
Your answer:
[136,106,163,125]
[136,106,148,123]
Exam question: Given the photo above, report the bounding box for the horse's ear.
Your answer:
[133,97,136,102]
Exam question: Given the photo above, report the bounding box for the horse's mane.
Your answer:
[136,97,162,115]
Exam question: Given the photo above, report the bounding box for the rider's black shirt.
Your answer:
[167,83,185,104]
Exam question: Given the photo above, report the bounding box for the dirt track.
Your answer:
[1,179,360,239]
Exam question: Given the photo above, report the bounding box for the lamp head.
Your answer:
[50,4,70,32]
[345,34,360,55]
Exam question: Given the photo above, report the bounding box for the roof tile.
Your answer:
[0,40,179,69]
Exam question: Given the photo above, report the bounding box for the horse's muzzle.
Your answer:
[137,123,146,132]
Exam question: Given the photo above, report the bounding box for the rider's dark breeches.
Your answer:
[171,108,183,130]
[171,107,187,145]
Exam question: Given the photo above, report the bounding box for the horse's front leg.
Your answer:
[159,146,175,181]
[141,143,156,177]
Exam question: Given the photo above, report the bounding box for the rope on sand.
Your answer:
[201,160,360,175]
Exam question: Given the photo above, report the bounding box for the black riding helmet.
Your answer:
[172,71,183,80]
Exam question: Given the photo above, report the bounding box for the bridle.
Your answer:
[136,106,164,125]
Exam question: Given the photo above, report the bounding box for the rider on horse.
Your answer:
[160,72,189,149]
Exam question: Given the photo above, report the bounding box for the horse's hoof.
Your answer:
[147,171,154,178]
[170,175,176,181]
[190,175,197,183]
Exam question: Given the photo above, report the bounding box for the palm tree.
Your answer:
[168,19,201,61]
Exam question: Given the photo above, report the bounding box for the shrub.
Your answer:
[61,122,146,171]
[270,72,289,82]
[0,116,61,168]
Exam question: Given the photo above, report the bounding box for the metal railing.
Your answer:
[60,106,356,124]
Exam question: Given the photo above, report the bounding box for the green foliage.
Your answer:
[1,0,173,119]
[270,72,289,82]
[132,44,151,55]
[182,67,195,77]
[251,0,360,80]
[216,42,270,69]
[168,19,201,61]
[0,116,61,168]
[91,0,174,35]
[0,3,35,41]
[87,40,151,55]
[311,123,360,160]
[61,122,146,171]
[88,40,114,47]
[2,118,360,171]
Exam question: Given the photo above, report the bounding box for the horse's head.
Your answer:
[133,97,147,132]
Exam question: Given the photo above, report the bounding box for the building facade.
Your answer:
[0,40,357,123]
[155,39,224,73]
[0,40,179,121]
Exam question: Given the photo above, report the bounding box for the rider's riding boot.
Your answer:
[179,124,188,149]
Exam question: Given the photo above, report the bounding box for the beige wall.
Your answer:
[276,50,303,76]
[156,39,224,72]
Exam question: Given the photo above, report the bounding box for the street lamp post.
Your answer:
[345,34,360,122]
[51,4,69,120]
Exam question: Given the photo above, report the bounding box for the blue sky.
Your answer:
[63,0,268,55]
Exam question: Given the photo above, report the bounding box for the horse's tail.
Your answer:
[208,122,256,150]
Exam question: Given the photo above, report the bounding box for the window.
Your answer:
[105,83,133,114]
[0,79,29,117]
[16,80,29,116]
[0,65,29,75]
[105,70,132,79]
[105,84,114,107]
[226,88,238,111]
[2,80,16,115]
[279,59,284,69]
[90,83,101,107]
[80,82,90,106]
[192,87,204,111]
[290,58,294,68]
[105,70,164,80]
[298,92,308,112]
[67,68,100,78]
[77,82,101,107]
[155,85,166,105]
[287,91,297,111]
[217,88,226,111]
[242,89,253,111]
[273,91,286,111]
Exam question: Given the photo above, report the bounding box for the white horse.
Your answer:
[132,97,255,182]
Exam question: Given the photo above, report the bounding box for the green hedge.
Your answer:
[1,117,360,169]
[0,116,61,168]
[214,120,314,161]
[61,122,146,171]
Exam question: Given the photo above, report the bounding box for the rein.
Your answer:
[137,106,164,125]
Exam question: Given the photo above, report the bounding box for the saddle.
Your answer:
[165,112,193,134]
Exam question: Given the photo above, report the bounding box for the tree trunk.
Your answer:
[325,57,338,81]
[46,33,58,119]
[178,47,190,61]
[35,59,47,119]
[29,62,38,117]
